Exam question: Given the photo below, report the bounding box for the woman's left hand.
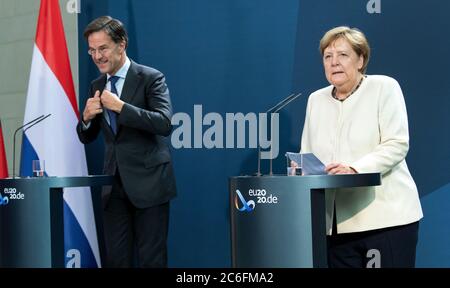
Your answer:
[325,163,357,175]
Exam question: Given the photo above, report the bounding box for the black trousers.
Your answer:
[103,174,170,268]
[327,214,419,268]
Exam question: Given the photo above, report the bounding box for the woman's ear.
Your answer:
[358,55,364,71]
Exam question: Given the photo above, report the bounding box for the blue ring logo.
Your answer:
[0,194,9,206]
[234,189,255,212]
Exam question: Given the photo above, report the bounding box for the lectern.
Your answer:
[0,176,113,268]
[230,173,381,268]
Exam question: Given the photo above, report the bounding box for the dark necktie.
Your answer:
[108,76,120,134]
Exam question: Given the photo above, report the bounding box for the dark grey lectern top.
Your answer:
[229,173,381,268]
[0,175,113,268]
[0,175,113,187]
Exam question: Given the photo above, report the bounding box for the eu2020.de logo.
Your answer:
[234,190,255,212]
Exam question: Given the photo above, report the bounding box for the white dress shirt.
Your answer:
[83,57,131,129]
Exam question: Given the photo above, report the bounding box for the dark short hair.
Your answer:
[83,16,128,48]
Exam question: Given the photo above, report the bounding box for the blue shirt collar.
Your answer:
[107,56,131,81]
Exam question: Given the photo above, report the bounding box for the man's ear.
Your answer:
[119,41,126,52]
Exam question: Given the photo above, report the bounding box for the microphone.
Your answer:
[272,93,301,113]
[12,114,51,178]
[256,93,302,177]
[266,93,296,113]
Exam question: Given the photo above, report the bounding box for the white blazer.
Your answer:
[301,75,423,235]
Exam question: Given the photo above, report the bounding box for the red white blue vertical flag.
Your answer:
[20,0,101,268]
[0,119,8,179]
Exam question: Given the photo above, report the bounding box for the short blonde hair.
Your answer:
[319,26,370,73]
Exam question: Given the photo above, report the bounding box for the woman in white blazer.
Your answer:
[299,26,423,267]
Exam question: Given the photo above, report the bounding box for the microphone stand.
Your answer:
[268,93,301,176]
[256,94,294,176]
[256,145,262,176]
[256,93,301,176]
[13,114,51,178]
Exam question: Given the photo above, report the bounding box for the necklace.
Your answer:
[332,75,365,101]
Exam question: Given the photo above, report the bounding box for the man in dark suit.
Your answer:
[77,16,176,268]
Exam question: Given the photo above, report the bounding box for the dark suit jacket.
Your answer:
[77,60,177,208]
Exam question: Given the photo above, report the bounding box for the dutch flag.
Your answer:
[20,0,101,268]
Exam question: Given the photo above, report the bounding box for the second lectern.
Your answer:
[230,173,381,268]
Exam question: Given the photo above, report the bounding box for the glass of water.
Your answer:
[32,160,45,177]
